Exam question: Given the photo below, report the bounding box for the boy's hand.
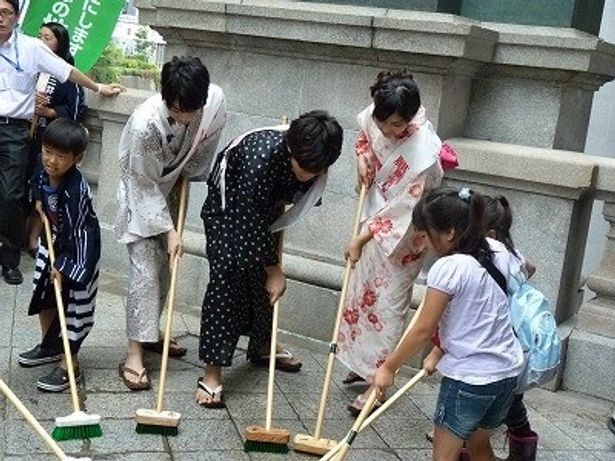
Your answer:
[373,363,395,392]
[357,154,375,187]
[35,200,44,220]
[50,267,62,284]
[265,264,286,305]
[167,228,183,265]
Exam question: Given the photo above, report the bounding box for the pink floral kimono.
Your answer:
[337,105,453,381]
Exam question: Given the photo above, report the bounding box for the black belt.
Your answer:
[0,117,29,126]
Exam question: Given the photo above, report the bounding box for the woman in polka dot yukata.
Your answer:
[196,111,344,407]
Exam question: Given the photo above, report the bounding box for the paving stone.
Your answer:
[86,418,165,455]
[166,418,243,451]
[2,278,615,460]
[173,451,249,461]
[226,392,298,421]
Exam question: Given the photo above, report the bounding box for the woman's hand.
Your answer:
[265,264,287,304]
[345,228,373,269]
[345,236,365,269]
[167,228,183,265]
[357,154,375,187]
[373,363,396,392]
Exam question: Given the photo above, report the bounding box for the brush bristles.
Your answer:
[135,423,179,437]
[51,424,102,441]
[243,440,289,453]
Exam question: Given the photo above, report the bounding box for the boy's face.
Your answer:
[290,157,320,183]
[42,145,80,183]
[166,103,198,126]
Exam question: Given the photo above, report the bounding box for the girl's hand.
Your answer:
[265,264,287,304]
[373,363,395,391]
[167,228,183,264]
[357,154,375,187]
[422,347,444,376]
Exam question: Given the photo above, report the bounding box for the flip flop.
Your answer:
[142,338,187,357]
[196,379,226,408]
[343,372,366,385]
[347,393,383,417]
[250,349,302,373]
[118,363,150,391]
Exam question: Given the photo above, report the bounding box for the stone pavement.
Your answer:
[1,260,615,460]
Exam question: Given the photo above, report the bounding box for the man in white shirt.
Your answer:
[0,0,123,284]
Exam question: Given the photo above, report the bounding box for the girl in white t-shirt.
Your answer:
[374,187,524,461]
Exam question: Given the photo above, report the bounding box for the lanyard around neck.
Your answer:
[0,31,21,71]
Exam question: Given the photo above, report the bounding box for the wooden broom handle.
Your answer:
[42,214,80,413]
[313,184,367,439]
[335,389,379,460]
[320,300,426,461]
[265,299,281,431]
[0,378,68,459]
[156,177,189,413]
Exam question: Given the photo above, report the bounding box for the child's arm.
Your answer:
[422,346,444,376]
[373,287,450,390]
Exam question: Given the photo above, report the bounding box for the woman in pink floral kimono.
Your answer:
[338,70,458,415]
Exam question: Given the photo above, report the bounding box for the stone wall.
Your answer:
[84,0,615,395]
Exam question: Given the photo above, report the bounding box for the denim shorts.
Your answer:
[434,376,517,440]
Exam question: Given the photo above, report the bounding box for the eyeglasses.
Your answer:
[0,9,16,18]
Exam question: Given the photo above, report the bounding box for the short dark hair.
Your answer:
[41,22,74,64]
[370,70,421,122]
[5,0,18,14]
[42,119,88,156]
[412,187,489,258]
[161,56,210,113]
[286,110,343,174]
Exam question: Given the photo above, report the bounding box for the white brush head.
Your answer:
[55,411,101,427]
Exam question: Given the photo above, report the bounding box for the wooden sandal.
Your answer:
[347,393,383,417]
[250,349,302,373]
[196,379,226,408]
[118,363,150,391]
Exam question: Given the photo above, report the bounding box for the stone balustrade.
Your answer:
[79,0,615,397]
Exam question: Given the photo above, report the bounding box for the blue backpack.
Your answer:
[508,270,562,392]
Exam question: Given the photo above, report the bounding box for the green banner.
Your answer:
[20,0,125,72]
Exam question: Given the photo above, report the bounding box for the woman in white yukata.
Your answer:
[115,56,227,390]
[339,70,458,414]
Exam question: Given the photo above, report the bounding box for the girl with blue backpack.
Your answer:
[484,195,539,461]
[373,187,525,461]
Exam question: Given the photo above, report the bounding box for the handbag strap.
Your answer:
[473,251,507,294]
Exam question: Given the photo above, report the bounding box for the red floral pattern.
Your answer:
[381,156,409,194]
[370,217,393,235]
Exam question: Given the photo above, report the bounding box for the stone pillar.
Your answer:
[563,157,615,400]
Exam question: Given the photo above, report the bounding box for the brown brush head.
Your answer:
[293,433,337,455]
[245,425,290,444]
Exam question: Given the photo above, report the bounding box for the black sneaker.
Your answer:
[37,365,81,393]
[2,266,23,285]
[18,344,62,367]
